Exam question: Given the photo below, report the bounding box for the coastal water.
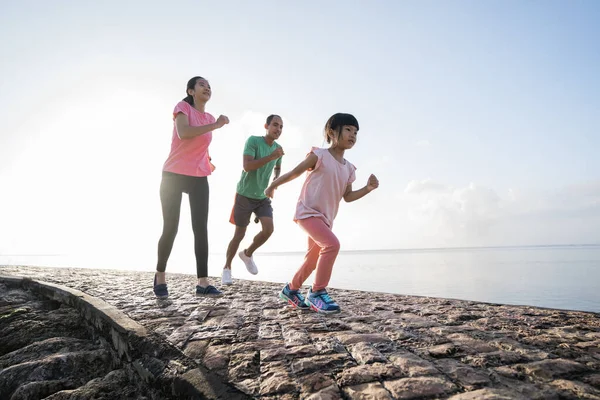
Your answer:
[2,245,599,313]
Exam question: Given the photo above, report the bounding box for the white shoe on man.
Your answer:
[221,268,233,285]
[238,250,258,275]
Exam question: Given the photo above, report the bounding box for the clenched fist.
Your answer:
[270,147,284,160]
[215,115,230,128]
[367,174,379,192]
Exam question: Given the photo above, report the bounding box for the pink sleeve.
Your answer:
[205,112,216,124]
[309,147,324,171]
[348,163,357,184]
[173,101,190,119]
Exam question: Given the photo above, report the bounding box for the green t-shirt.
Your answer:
[236,136,282,199]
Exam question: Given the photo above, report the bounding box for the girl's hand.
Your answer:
[216,115,230,128]
[367,174,379,192]
[264,185,275,199]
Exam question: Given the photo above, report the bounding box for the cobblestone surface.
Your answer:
[2,265,599,399]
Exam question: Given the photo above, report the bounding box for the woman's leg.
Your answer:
[156,172,183,280]
[188,176,209,282]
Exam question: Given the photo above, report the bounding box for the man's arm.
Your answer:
[243,143,284,172]
[273,165,281,180]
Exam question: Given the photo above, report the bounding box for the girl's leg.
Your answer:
[292,217,340,291]
[157,173,183,280]
[290,236,320,290]
[188,177,209,284]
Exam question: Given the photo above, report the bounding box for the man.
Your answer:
[222,114,284,285]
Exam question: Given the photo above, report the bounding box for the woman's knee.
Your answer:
[161,223,179,239]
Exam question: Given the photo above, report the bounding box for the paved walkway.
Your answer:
[1,265,599,399]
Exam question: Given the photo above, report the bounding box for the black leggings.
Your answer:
[157,171,209,278]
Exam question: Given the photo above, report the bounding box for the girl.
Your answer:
[154,76,229,299]
[265,113,379,313]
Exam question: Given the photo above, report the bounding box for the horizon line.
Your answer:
[1,243,599,258]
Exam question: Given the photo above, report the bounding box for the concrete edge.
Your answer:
[0,275,147,360]
[0,275,250,400]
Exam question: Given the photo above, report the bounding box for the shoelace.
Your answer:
[288,288,305,301]
[319,292,335,304]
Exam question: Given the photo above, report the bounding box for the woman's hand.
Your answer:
[215,115,230,129]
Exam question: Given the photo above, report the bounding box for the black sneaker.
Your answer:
[153,275,168,299]
[196,285,223,297]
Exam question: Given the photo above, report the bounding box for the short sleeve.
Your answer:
[173,101,190,119]
[308,147,324,171]
[274,143,282,167]
[243,137,257,157]
[348,163,357,185]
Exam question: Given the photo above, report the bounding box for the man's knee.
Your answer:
[233,227,246,242]
[262,225,274,237]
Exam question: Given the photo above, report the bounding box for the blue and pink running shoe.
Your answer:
[279,284,309,309]
[305,288,340,314]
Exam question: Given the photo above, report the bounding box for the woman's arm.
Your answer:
[264,153,318,198]
[175,113,229,139]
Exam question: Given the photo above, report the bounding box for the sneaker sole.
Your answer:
[279,292,309,309]
[195,293,224,297]
[306,300,340,314]
[221,281,233,286]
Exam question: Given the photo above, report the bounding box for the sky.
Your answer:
[0,0,599,271]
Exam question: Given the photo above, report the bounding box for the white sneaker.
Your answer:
[238,250,258,275]
[221,268,233,285]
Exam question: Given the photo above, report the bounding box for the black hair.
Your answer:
[324,113,359,144]
[182,76,206,105]
[266,114,281,125]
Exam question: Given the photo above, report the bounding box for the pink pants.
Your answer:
[290,217,340,291]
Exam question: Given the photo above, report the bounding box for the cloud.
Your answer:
[399,179,600,247]
[404,179,450,194]
[415,139,431,147]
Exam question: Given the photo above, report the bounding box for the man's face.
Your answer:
[265,116,283,140]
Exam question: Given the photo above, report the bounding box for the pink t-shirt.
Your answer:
[162,101,215,177]
[294,147,357,228]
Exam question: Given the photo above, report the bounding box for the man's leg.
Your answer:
[243,198,275,257]
[225,226,247,269]
[244,217,274,256]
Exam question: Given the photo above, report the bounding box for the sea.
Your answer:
[2,244,599,313]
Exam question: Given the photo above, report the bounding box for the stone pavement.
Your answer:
[1,265,599,399]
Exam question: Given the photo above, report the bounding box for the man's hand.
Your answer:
[215,115,230,129]
[270,147,284,160]
[367,174,379,192]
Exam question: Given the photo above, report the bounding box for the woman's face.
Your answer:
[190,78,211,101]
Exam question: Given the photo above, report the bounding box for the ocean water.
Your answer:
[2,245,599,313]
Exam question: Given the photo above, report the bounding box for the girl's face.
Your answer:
[189,79,211,102]
[331,125,358,149]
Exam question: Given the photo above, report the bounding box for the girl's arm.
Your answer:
[343,174,379,202]
[264,153,318,198]
[175,113,229,139]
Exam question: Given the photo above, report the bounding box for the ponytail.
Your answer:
[183,94,194,105]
